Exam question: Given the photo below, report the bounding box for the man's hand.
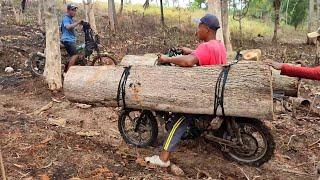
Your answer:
[78,20,84,25]
[264,59,283,70]
[180,47,194,55]
[158,55,170,64]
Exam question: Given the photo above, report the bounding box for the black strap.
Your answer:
[117,66,132,108]
[213,65,231,117]
[213,52,243,117]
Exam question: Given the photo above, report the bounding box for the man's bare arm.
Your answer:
[65,20,82,30]
[159,55,199,67]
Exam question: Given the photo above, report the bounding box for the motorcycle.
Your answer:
[118,48,275,167]
[27,22,117,77]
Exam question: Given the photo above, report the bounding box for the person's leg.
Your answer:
[63,41,78,72]
[65,54,79,72]
[145,115,188,167]
[160,116,187,162]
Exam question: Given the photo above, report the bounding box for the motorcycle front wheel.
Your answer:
[118,109,158,147]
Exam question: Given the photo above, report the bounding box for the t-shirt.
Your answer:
[192,40,227,66]
[60,14,76,43]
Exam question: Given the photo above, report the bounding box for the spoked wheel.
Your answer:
[90,53,117,66]
[220,118,275,166]
[27,52,45,76]
[118,109,158,147]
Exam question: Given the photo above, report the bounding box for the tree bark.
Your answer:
[308,0,314,32]
[43,0,62,90]
[37,0,44,29]
[64,62,273,119]
[119,0,124,15]
[108,0,117,31]
[21,0,26,13]
[119,54,300,97]
[221,0,232,55]
[207,0,224,44]
[315,39,320,66]
[160,0,164,25]
[83,0,97,32]
[317,0,320,27]
[272,0,281,43]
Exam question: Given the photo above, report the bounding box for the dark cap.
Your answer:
[67,3,78,10]
[197,14,220,31]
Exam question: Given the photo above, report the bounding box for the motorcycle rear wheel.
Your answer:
[219,117,275,166]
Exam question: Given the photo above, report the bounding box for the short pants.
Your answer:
[61,41,77,57]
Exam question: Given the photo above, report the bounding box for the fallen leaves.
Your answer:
[170,164,185,177]
[135,157,147,167]
[48,118,67,127]
[75,103,92,109]
[76,131,100,137]
[29,101,53,116]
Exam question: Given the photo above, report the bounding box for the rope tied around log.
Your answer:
[117,66,132,109]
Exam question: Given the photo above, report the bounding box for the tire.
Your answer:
[91,54,117,66]
[118,109,158,147]
[219,117,275,167]
[27,52,45,77]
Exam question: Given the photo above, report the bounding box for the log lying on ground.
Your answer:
[272,68,301,97]
[120,55,300,97]
[64,61,273,119]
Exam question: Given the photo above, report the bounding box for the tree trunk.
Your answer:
[21,0,26,13]
[83,0,97,32]
[160,0,164,25]
[119,54,300,97]
[43,0,62,90]
[308,0,314,32]
[272,0,281,43]
[37,0,44,29]
[108,0,117,31]
[64,62,273,119]
[315,39,320,66]
[119,0,124,15]
[317,0,320,27]
[83,0,89,22]
[12,5,23,24]
[207,0,224,44]
[221,0,233,55]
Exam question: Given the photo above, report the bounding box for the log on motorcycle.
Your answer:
[64,61,274,119]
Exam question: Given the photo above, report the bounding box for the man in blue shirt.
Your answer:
[61,4,83,72]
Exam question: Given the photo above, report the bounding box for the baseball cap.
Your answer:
[67,3,78,10]
[307,27,320,38]
[195,14,220,31]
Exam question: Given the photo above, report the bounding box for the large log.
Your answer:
[64,61,273,119]
[120,55,300,96]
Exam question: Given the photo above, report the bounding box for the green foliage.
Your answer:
[247,0,273,19]
[188,0,206,10]
[283,0,308,29]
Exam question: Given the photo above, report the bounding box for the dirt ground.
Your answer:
[1,4,320,180]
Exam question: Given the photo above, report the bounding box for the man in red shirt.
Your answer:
[265,28,320,81]
[145,14,227,167]
[157,14,227,67]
